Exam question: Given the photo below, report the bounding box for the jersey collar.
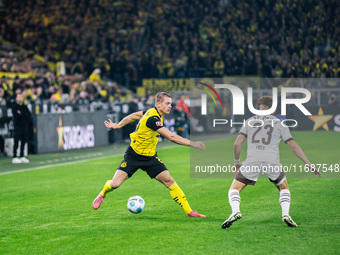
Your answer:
[154,107,162,117]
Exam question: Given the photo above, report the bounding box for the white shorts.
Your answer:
[236,161,286,186]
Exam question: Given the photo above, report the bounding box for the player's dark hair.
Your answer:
[257,96,272,109]
[156,92,171,102]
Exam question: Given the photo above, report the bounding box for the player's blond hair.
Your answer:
[156,92,171,102]
[257,96,272,109]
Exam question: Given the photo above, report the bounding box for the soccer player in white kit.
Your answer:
[222,96,321,229]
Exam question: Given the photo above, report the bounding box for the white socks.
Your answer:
[279,189,291,216]
[228,188,291,216]
[228,189,241,214]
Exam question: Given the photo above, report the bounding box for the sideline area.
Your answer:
[0,141,177,175]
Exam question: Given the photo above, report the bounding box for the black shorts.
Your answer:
[117,146,168,178]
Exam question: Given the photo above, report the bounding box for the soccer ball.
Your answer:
[127,196,145,214]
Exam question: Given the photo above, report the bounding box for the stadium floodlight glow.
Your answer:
[200,84,312,116]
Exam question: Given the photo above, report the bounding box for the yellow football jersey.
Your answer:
[130,107,164,156]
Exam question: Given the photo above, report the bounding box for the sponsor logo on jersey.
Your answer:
[156,121,162,126]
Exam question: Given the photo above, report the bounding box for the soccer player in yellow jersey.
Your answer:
[93,92,206,217]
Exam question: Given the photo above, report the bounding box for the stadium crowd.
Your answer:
[0,0,339,106]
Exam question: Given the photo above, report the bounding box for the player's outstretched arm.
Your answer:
[104,111,144,129]
[157,127,206,151]
[287,140,321,177]
[234,135,246,161]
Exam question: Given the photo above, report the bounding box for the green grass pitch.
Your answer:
[0,131,339,254]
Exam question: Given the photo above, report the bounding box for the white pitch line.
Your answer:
[0,143,178,176]
[0,154,114,176]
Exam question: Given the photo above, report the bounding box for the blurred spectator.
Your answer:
[86,82,100,101]
[78,90,90,104]
[214,57,225,77]
[0,87,6,106]
[176,96,190,116]
[50,86,63,102]
[11,93,32,164]
[175,52,187,78]
[89,69,105,85]
[0,0,338,99]
[129,96,141,113]
[145,95,155,108]
[175,105,189,138]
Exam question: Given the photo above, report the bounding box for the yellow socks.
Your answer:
[169,182,192,214]
[100,180,113,197]
[100,180,192,214]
